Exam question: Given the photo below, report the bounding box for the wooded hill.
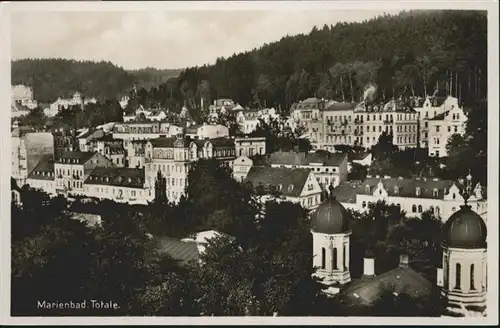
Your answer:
[11,59,181,103]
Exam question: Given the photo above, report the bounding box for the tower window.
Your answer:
[343,245,347,270]
[333,248,338,270]
[412,205,417,213]
[470,264,475,290]
[455,263,461,290]
[321,248,326,269]
[415,187,421,196]
[418,205,423,213]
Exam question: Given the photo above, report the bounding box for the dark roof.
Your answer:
[95,134,120,142]
[339,266,433,307]
[27,159,55,180]
[357,177,458,199]
[11,178,21,192]
[325,102,357,111]
[149,137,176,148]
[332,181,363,204]
[442,205,487,249]
[84,167,145,188]
[185,124,201,134]
[190,139,208,148]
[246,166,311,198]
[429,111,449,121]
[311,195,351,234]
[349,152,371,161]
[156,237,199,264]
[268,151,346,167]
[107,144,125,155]
[209,137,235,148]
[55,151,96,164]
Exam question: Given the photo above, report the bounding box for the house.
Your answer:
[50,92,96,111]
[54,151,114,195]
[334,175,487,222]
[267,150,348,188]
[427,105,468,158]
[185,123,229,140]
[77,128,106,152]
[125,139,148,169]
[12,84,38,109]
[245,166,322,210]
[188,137,236,162]
[25,157,57,196]
[329,180,363,211]
[11,122,54,186]
[234,136,266,157]
[83,167,151,204]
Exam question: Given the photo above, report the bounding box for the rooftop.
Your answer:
[55,151,96,164]
[156,236,199,265]
[84,167,145,188]
[331,180,364,204]
[27,157,55,181]
[268,150,346,167]
[245,166,312,198]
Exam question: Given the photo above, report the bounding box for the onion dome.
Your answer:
[442,205,487,249]
[311,193,350,234]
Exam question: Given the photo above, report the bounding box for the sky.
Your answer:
[11,10,401,70]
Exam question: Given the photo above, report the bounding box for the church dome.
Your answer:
[311,195,350,234]
[442,205,487,249]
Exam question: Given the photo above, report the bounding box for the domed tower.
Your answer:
[439,173,487,315]
[311,186,351,286]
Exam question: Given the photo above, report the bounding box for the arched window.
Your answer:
[452,193,456,200]
[418,205,423,213]
[412,205,417,213]
[430,206,434,214]
[455,263,461,290]
[362,201,367,208]
[470,264,475,290]
[433,188,439,198]
[415,187,421,196]
[452,207,456,212]
[394,186,399,195]
[333,248,338,270]
[365,184,371,193]
[321,248,326,269]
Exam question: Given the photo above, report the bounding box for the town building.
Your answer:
[49,92,96,111]
[112,121,183,143]
[245,166,322,210]
[125,139,148,169]
[54,151,114,195]
[83,167,151,205]
[145,136,191,203]
[348,152,372,172]
[25,158,56,196]
[235,107,279,134]
[122,105,168,122]
[119,95,129,109]
[290,98,419,151]
[333,175,487,222]
[267,150,348,189]
[427,105,468,158]
[11,122,54,185]
[414,96,460,148]
[12,84,38,109]
[188,138,237,163]
[234,136,266,157]
[53,129,77,159]
[77,128,106,152]
[185,123,229,140]
[208,99,236,119]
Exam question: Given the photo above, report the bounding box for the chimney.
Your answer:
[362,249,375,278]
[399,254,409,268]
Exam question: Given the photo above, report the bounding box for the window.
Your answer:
[455,263,461,290]
[418,205,423,213]
[321,248,326,269]
[436,206,440,215]
[343,245,347,270]
[415,187,421,196]
[362,201,367,208]
[452,193,456,200]
[448,126,451,132]
[333,248,338,270]
[412,205,417,213]
[436,126,440,132]
[424,122,428,128]
[470,264,475,290]
[456,113,460,119]
[430,206,434,214]
[454,126,458,133]
[365,185,370,193]
[452,207,456,212]
[433,188,439,197]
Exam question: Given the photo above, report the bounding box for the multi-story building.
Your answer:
[245,166,323,210]
[184,123,229,140]
[145,136,191,203]
[333,175,487,222]
[232,155,269,183]
[54,151,114,195]
[414,96,460,148]
[53,129,77,159]
[83,167,152,204]
[25,158,56,196]
[49,92,96,111]
[427,105,468,158]
[11,122,54,186]
[113,121,183,144]
[267,150,348,188]
[77,128,106,152]
[125,139,147,169]
[188,138,237,163]
[234,136,266,157]
[12,84,38,109]
[122,105,168,122]
[235,107,279,134]
[290,98,419,151]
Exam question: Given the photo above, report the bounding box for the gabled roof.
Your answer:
[429,111,448,121]
[349,152,371,161]
[55,151,96,164]
[209,137,235,148]
[332,180,363,204]
[84,167,145,188]
[268,151,346,167]
[245,166,312,198]
[325,102,357,111]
